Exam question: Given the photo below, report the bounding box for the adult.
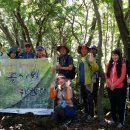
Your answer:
[19,42,35,59]
[8,47,17,59]
[77,44,99,122]
[50,74,75,124]
[90,45,100,115]
[56,45,75,80]
[105,48,126,128]
[35,46,47,59]
[16,47,21,58]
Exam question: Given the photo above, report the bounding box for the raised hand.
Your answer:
[50,81,55,88]
[66,80,71,87]
[88,53,94,62]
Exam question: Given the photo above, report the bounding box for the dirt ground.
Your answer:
[0,110,130,130]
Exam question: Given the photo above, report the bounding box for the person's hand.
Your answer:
[50,81,55,88]
[51,67,56,73]
[88,53,94,62]
[66,80,71,87]
[110,84,115,91]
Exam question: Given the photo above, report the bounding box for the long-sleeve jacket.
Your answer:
[105,63,126,88]
[50,85,73,107]
[77,55,99,85]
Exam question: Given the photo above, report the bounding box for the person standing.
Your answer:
[16,47,21,59]
[90,45,100,116]
[7,47,17,59]
[19,42,35,59]
[35,46,48,59]
[56,45,75,80]
[105,48,126,128]
[77,44,98,122]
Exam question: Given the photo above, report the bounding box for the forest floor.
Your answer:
[0,109,130,130]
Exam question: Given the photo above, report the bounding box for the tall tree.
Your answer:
[91,0,105,124]
[114,0,130,64]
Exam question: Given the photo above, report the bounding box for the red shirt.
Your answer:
[105,63,126,88]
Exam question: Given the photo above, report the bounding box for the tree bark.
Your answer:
[91,0,105,124]
[114,0,130,64]
[0,17,15,47]
[13,3,32,46]
[87,17,97,46]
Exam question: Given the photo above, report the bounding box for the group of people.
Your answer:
[0,42,129,128]
[50,44,100,125]
[0,42,47,59]
[50,44,130,129]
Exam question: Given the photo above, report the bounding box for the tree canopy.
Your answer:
[0,0,130,62]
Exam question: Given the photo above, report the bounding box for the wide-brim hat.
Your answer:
[57,45,69,53]
[77,44,90,54]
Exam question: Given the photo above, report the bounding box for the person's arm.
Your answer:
[49,82,58,99]
[57,55,74,71]
[57,64,73,70]
[114,63,126,87]
[105,65,112,87]
[88,53,99,72]
[65,82,73,104]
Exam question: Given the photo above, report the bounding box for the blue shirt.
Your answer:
[79,61,85,84]
[19,52,35,59]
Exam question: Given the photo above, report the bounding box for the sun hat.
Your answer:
[57,45,69,53]
[77,44,90,54]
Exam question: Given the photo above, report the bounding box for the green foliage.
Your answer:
[0,0,21,12]
[0,0,129,58]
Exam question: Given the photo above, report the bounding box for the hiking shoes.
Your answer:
[105,119,116,125]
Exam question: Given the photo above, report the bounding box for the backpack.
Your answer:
[59,55,76,79]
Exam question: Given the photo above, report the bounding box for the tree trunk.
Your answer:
[114,0,130,64]
[13,3,32,47]
[87,17,97,46]
[0,17,15,47]
[91,0,105,125]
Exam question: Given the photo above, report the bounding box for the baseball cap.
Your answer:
[25,42,31,47]
[36,46,44,51]
[8,47,16,54]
